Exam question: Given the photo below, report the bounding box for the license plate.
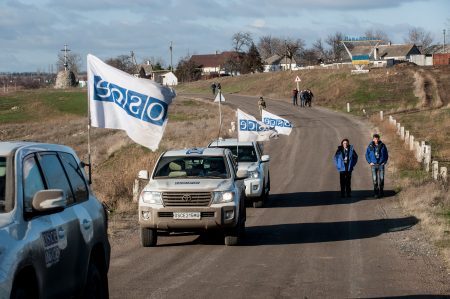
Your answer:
[173,212,201,220]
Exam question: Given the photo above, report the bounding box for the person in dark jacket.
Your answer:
[292,88,298,106]
[334,138,358,198]
[365,133,389,198]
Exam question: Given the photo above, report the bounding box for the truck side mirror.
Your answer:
[261,155,270,162]
[32,189,66,213]
[138,170,149,180]
[236,169,248,180]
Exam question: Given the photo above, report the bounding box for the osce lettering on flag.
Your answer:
[261,109,293,136]
[237,109,278,142]
[87,54,176,151]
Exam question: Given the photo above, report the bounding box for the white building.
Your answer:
[263,54,298,72]
[154,71,178,86]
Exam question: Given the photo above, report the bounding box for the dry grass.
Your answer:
[373,117,450,265]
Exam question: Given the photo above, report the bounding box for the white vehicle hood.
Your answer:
[237,162,259,172]
[144,178,234,192]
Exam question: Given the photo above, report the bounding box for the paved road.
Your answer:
[108,94,450,298]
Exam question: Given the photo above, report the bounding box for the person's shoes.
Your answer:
[347,193,351,198]
[341,193,346,198]
[379,189,384,198]
[374,188,379,198]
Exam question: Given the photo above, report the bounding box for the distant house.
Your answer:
[137,62,153,78]
[351,43,421,67]
[263,54,298,72]
[190,51,240,76]
[153,71,178,86]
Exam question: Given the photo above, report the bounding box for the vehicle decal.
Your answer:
[175,181,200,185]
[186,148,205,154]
[73,205,94,243]
[41,229,61,268]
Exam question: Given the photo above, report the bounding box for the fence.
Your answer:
[382,113,448,185]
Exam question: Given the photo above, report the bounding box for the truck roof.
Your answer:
[208,138,255,147]
[0,141,75,156]
[163,147,227,157]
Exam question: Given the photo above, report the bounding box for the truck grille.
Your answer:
[162,192,212,206]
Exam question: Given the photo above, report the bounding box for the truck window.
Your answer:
[38,154,74,205]
[23,155,45,213]
[214,146,257,163]
[154,156,230,179]
[59,152,88,203]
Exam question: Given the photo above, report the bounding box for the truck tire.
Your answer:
[141,227,157,247]
[83,259,109,299]
[224,203,245,246]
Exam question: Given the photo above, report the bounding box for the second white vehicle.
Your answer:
[208,139,270,208]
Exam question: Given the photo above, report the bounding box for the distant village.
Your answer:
[1,30,450,91]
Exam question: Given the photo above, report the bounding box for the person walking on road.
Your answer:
[305,89,314,107]
[334,138,358,198]
[211,82,216,96]
[292,88,298,106]
[300,90,306,107]
[365,133,389,198]
[258,96,266,116]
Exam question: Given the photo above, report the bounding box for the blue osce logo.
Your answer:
[263,117,292,128]
[240,120,273,131]
[93,75,167,126]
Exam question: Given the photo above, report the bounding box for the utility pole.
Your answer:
[444,29,446,53]
[170,41,173,72]
[284,40,287,71]
[60,44,70,71]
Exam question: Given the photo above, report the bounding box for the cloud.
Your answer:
[251,19,266,29]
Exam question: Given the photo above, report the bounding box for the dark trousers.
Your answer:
[339,171,352,196]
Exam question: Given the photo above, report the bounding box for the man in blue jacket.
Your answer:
[334,138,358,198]
[365,134,389,198]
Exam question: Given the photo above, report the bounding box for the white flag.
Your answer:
[214,92,225,102]
[261,109,293,135]
[237,109,278,142]
[87,54,176,151]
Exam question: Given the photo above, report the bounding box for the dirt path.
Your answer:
[108,94,450,298]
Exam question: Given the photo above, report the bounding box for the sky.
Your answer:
[0,0,449,72]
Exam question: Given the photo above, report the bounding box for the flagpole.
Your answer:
[217,89,222,142]
[87,67,92,185]
[236,110,239,165]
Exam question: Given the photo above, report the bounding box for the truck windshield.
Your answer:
[154,156,229,179]
[212,146,257,163]
[0,157,7,213]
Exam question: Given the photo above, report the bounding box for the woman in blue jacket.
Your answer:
[334,138,358,198]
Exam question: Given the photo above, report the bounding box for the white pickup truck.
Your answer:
[137,147,248,246]
[0,142,110,299]
[208,139,270,208]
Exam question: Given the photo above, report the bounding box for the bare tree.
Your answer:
[105,55,137,74]
[257,35,280,59]
[312,38,329,61]
[57,52,81,75]
[326,32,346,61]
[364,29,389,43]
[404,27,434,49]
[175,56,201,82]
[232,31,253,52]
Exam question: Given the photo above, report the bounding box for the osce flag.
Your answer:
[87,54,176,151]
[261,109,293,135]
[237,109,278,142]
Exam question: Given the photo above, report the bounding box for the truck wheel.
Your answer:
[83,259,109,299]
[224,208,245,246]
[141,227,158,247]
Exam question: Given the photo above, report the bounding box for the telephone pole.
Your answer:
[170,41,173,72]
[444,29,446,53]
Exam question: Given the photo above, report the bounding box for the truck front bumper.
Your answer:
[139,205,238,231]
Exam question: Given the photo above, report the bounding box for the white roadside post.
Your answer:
[133,179,140,202]
[424,145,431,172]
[409,135,415,151]
[432,161,439,180]
[400,126,405,140]
[415,141,422,162]
[380,111,384,121]
[440,167,448,182]
[347,102,350,112]
[389,115,393,124]
[404,130,410,145]
[396,123,401,135]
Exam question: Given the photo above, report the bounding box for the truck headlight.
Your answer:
[212,191,234,204]
[141,191,162,204]
[248,171,259,179]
